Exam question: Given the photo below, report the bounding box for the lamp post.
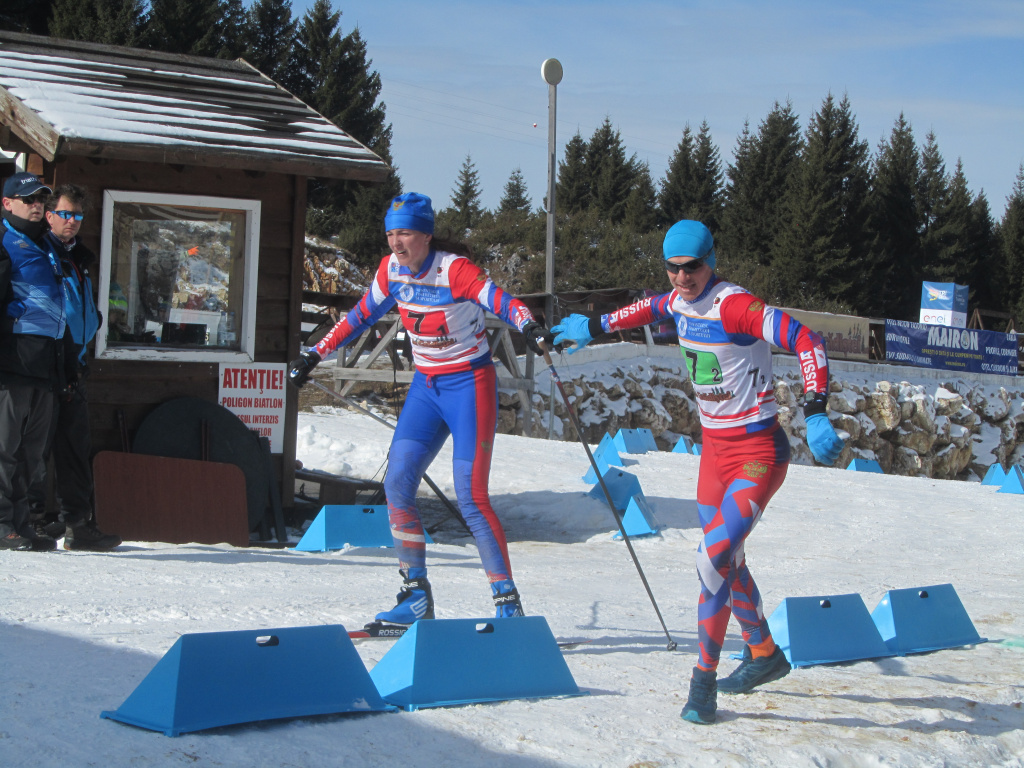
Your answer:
[541,58,562,327]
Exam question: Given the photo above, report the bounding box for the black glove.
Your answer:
[288,349,321,388]
[522,320,554,356]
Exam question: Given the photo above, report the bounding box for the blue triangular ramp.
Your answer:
[612,494,659,539]
[295,505,432,551]
[613,428,650,455]
[998,465,1024,494]
[870,584,985,655]
[981,463,1006,486]
[101,625,391,736]
[369,617,584,711]
[691,443,702,455]
[587,467,643,512]
[847,458,883,473]
[582,454,610,484]
[594,433,623,467]
[768,593,894,668]
[638,429,659,452]
[672,436,693,454]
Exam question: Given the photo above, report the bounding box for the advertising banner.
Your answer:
[885,319,1018,375]
[218,362,288,452]
[776,308,871,361]
[919,282,968,328]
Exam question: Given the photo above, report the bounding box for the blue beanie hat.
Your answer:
[384,192,435,234]
[663,220,716,270]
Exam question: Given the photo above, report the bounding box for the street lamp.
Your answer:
[541,58,562,327]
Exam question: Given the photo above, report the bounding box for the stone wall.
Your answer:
[497,349,1024,481]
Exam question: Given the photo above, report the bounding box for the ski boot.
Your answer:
[373,568,434,626]
[491,579,524,618]
[717,645,790,694]
[680,667,717,725]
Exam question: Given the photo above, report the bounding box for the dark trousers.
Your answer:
[0,385,55,537]
[28,386,94,529]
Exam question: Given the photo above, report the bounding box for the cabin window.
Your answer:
[96,191,261,361]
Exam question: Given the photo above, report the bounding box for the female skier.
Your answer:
[551,219,844,724]
[289,193,551,632]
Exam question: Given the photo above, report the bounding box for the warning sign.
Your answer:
[218,362,287,453]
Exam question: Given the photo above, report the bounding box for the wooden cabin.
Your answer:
[0,31,388,538]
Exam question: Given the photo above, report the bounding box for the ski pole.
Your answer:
[538,342,677,651]
[305,378,471,535]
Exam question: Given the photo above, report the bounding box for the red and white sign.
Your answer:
[218,363,287,453]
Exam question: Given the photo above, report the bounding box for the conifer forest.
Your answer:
[4,0,1023,324]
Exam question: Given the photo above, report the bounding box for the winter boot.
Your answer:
[717,645,791,694]
[680,667,717,725]
[374,568,434,625]
[491,579,524,618]
[1,531,32,551]
[63,522,122,551]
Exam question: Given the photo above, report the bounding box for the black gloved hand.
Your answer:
[288,349,321,388]
[522,320,555,356]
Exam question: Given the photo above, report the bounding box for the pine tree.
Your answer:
[216,0,247,59]
[967,190,998,312]
[2,0,55,34]
[624,163,657,233]
[930,160,975,288]
[659,125,696,225]
[999,165,1024,321]
[917,131,949,284]
[497,168,531,216]
[721,101,802,277]
[689,120,725,233]
[586,118,638,224]
[865,114,921,318]
[243,0,296,84]
[556,132,590,215]
[773,94,870,310]
[143,0,224,55]
[48,0,145,46]
[443,155,484,233]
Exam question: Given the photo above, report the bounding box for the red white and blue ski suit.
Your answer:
[314,249,535,584]
[601,276,830,670]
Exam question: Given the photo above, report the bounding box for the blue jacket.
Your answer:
[0,218,72,389]
[45,233,100,365]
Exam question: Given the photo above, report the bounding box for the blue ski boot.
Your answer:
[680,667,717,725]
[717,645,790,694]
[491,579,524,618]
[374,568,434,625]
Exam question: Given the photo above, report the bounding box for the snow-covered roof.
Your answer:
[0,31,388,182]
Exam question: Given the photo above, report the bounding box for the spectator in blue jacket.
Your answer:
[0,172,75,551]
[27,184,120,550]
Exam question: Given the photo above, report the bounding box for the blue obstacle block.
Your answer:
[101,625,391,736]
[672,436,693,454]
[870,584,985,655]
[294,505,433,551]
[691,443,702,455]
[587,467,643,512]
[612,494,659,539]
[594,433,624,468]
[369,617,585,711]
[998,465,1024,495]
[612,428,653,455]
[847,458,884,473]
[981,463,1006,486]
[768,593,894,668]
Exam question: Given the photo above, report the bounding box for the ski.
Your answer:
[349,622,592,650]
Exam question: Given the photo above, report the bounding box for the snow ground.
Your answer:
[2,401,1024,767]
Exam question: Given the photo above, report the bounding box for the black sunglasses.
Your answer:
[17,194,48,206]
[665,257,708,275]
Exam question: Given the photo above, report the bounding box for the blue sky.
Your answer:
[292,0,1024,218]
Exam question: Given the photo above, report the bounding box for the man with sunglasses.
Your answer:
[551,219,844,725]
[29,185,120,551]
[0,172,77,551]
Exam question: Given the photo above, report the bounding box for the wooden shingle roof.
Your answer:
[0,31,388,182]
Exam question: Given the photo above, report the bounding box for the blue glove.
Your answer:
[805,412,844,464]
[551,314,595,355]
